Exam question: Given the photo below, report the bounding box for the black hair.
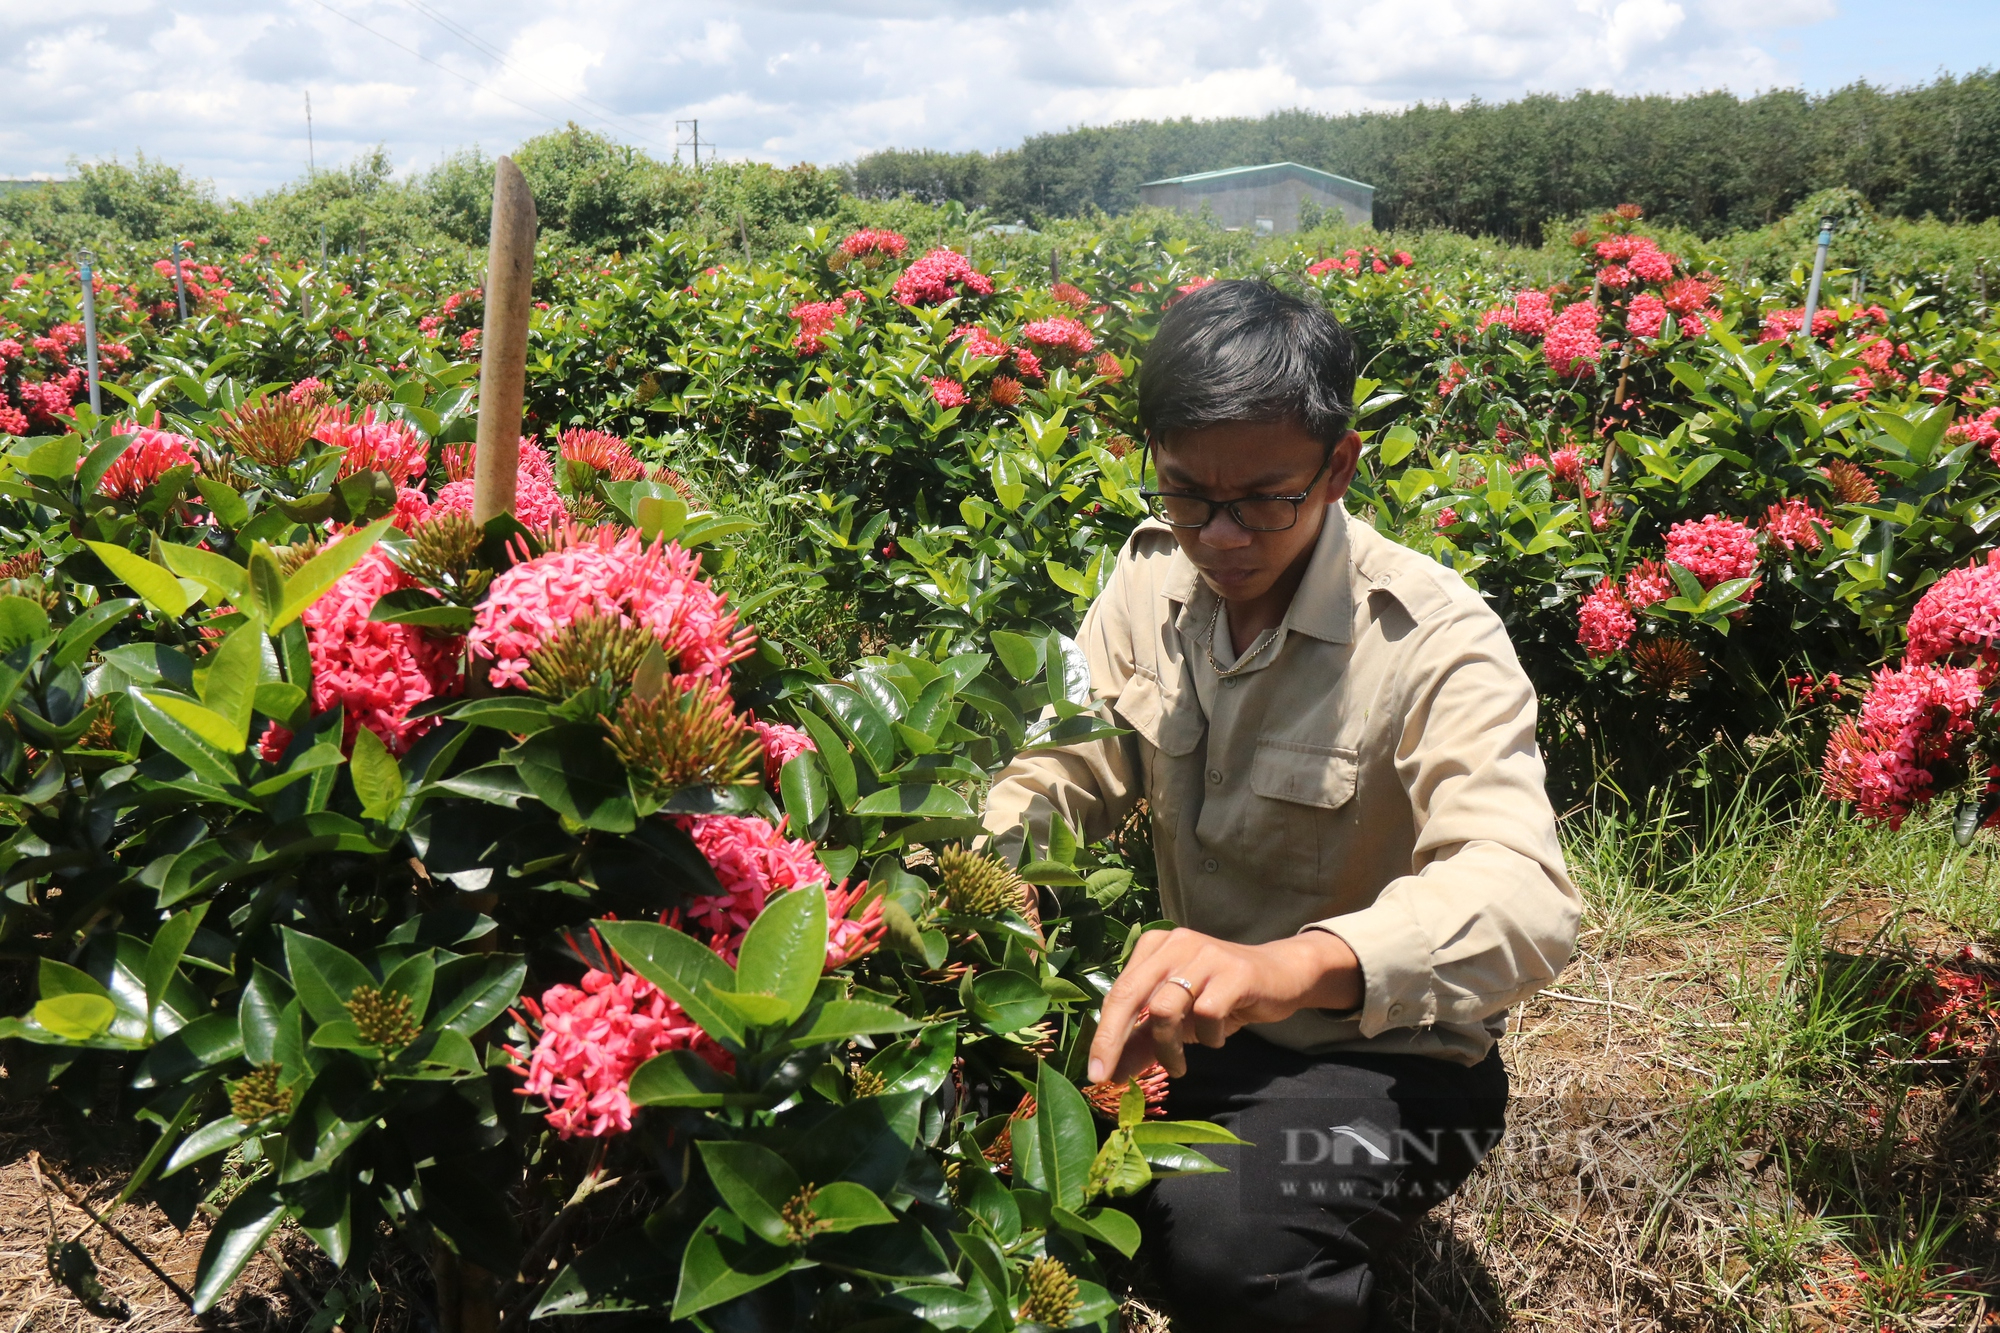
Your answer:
[1137,279,1358,448]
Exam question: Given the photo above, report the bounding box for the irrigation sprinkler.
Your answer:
[76,249,101,417]
[1801,215,1834,335]
[172,241,188,321]
[471,156,538,526]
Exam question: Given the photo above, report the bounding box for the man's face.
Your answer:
[1150,420,1362,604]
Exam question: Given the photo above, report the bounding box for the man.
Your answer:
[981,280,1579,1331]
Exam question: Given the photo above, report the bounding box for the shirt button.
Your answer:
[1202,858,1218,873]
[1206,768,1222,784]
[1222,677,1238,688]
[1388,1003,1404,1020]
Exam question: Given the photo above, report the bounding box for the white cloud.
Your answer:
[0,0,1901,197]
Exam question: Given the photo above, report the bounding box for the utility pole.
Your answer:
[676,119,704,169]
[306,90,316,176]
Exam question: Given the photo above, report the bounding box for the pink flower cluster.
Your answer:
[315,409,429,487]
[1945,406,2000,465]
[790,291,865,354]
[1021,316,1096,356]
[893,249,994,306]
[511,951,731,1139]
[1823,663,1985,828]
[751,719,816,787]
[300,547,466,754]
[431,445,567,531]
[1306,247,1413,277]
[559,427,644,482]
[1623,559,1674,609]
[930,377,968,408]
[952,324,1043,380]
[1542,301,1604,377]
[673,814,886,969]
[1480,290,1554,339]
[1577,580,1636,657]
[840,228,908,260]
[1664,515,1760,593]
[1760,497,1828,553]
[1595,234,1674,283]
[467,525,754,691]
[1906,550,2000,666]
[96,426,199,500]
[1050,282,1090,309]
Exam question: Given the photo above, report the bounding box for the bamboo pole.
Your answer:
[471,157,538,525]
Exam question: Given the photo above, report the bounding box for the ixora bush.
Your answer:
[0,392,1237,1326]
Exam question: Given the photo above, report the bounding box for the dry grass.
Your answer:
[4,794,1997,1330]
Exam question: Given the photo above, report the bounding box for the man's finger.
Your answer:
[1190,976,1239,1049]
[1142,976,1196,1078]
[1089,931,1193,1082]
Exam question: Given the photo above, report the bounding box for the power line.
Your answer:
[388,0,670,152]
[304,0,597,135]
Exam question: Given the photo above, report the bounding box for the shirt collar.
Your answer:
[1160,504,1355,646]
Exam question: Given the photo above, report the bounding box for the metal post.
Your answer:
[172,241,188,321]
[77,250,102,417]
[1801,215,1834,336]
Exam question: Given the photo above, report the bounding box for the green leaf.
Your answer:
[238,963,290,1064]
[83,541,199,616]
[671,1207,796,1320]
[1129,1120,1252,1145]
[199,617,264,750]
[778,753,825,832]
[989,630,1045,683]
[860,1022,956,1095]
[33,993,117,1040]
[368,588,476,629]
[808,683,896,776]
[705,987,794,1026]
[165,1117,254,1177]
[510,725,637,832]
[808,1181,896,1233]
[349,723,406,822]
[447,696,556,733]
[195,476,251,529]
[697,1140,799,1248]
[159,542,249,604]
[274,517,392,629]
[851,783,976,818]
[968,969,1049,1032]
[51,598,138,669]
[594,920,743,1047]
[627,1049,742,1107]
[793,710,857,806]
[1053,1203,1142,1257]
[138,690,244,754]
[130,690,240,785]
[246,544,286,621]
[190,1180,288,1312]
[1088,1129,1154,1199]
[785,1000,919,1046]
[733,883,827,1023]
[1033,1057,1096,1212]
[281,926,374,1026]
[142,904,207,1040]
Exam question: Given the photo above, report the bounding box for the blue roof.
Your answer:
[1139,161,1373,193]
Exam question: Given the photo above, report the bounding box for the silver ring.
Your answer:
[1164,976,1197,997]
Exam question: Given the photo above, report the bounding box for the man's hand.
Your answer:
[1087,927,1363,1083]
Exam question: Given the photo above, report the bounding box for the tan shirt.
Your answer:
[982,504,1580,1066]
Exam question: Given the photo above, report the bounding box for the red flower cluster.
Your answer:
[1623,559,1674,609]
[1542,301,1603,376]
[671,813,883,968]
[839,228,908,260]
[1664,515,1760,593]
[751,719,815,788]
[1050,282,1090,309]
[559,427,644,482]
[300,546,466,754]
[790,291,864,354]
[1306,247,1412,277]
[892,249,994,306]
[930,377,968,408]
[1577,580,1636,657]
[1021,316,1096,355]
[96,426,199,500]
[1945,406,2000,465]
[1760,497,1829,553]
[1479,290,1554,339]
[1823,662,1984,827]
[1906,550,2000,667]
[467,525,753,692]
[431,445,567,531]
[315,409,429,487]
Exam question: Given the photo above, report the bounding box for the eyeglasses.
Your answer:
[1138,446,1334,532]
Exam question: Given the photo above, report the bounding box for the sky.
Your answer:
[3,0,1996,199]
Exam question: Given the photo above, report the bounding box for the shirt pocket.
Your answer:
[1248,739,1358,890]
[1114,667,1204,757]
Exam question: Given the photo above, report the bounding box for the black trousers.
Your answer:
[1141,1033,1508,1333]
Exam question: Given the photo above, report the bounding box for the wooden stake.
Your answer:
[471,157,537,526]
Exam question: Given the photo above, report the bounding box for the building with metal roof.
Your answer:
[1137,162,1374,234]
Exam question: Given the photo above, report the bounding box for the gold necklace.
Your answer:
[1206,597,1281,679]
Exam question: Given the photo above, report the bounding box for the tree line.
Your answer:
[846,73,2000,240]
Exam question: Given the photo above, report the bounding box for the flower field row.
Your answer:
[0,201,1995,1323]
